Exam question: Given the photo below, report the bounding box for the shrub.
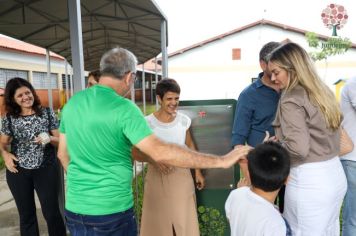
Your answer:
[198,205,227,236]
[132,164,147,224]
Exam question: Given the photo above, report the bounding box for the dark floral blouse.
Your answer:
[1,107,59,169]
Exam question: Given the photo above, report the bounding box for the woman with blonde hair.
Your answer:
[268,42,347,235]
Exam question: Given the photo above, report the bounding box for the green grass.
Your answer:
[137,103,157,116]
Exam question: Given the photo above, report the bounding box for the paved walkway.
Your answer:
[0,168,49,236]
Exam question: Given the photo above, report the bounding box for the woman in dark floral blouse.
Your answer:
[0,77,65,236]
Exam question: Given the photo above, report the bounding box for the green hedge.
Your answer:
[133,165,147,224]
[198,205,227,236]
[0,155,4,170]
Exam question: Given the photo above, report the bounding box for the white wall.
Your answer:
[0,50,66,70]
[168,25,356,100]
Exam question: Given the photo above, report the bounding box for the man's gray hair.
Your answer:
[100,47,137,79]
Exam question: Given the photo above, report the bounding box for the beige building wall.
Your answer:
[0,49,72,110]
[0,50,69,89]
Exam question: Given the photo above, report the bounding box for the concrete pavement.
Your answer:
[0,168,49,236]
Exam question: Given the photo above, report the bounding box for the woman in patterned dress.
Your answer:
[0,77,65,236]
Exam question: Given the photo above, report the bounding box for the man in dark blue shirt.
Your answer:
[232,42,286,212]
[231,72,280,147]
[232,42,281,148]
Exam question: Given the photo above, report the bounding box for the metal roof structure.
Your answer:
[0,0,167,71]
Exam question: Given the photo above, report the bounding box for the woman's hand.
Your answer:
[195,170,205,190]
[34,132,51,145]
[3,151,19,173]
[155,162,175,175]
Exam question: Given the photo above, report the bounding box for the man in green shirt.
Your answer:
[58,47,250,236]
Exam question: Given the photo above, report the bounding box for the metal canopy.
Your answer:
[0,0,167,70]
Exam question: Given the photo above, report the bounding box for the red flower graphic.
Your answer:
[321,3,348,31]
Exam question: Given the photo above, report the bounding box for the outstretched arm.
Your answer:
[135,134,250,169]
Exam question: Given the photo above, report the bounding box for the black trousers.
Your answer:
[6,163,66,236]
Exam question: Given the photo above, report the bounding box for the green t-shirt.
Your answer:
[60,85,152,215]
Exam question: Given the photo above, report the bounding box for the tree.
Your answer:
[305,32,352,61]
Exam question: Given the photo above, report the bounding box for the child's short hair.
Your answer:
[247,141,290,192]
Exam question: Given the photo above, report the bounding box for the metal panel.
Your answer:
[178,99,238,236]
[178,99,238,189]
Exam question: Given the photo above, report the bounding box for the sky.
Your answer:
[154,0,356,52]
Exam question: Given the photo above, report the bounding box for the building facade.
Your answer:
[0,34,71,111]
[166,20,356,100]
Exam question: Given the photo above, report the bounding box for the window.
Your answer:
[0,68,28,88]
[134,75,142,89]
[61,74,72,89]
[32,72,58,89]
[232,48,241,60]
